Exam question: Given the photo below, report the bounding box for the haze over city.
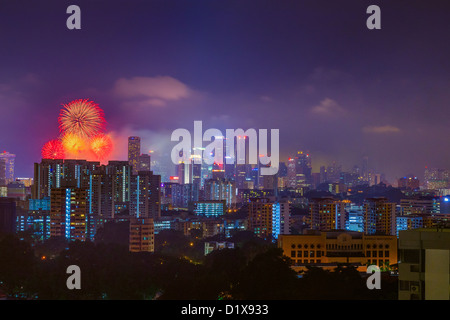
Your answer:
[1,0,449,183]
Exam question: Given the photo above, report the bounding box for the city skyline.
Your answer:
[1,1,450,184]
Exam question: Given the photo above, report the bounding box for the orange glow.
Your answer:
[90,133,113,161]
[61,132,88,156]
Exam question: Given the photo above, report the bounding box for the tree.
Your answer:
[232,248,300,299]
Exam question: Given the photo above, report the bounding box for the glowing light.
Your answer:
[90,134,113,160]
[41,139,65,159]
[58,99,105,138]
[61,132,88,156]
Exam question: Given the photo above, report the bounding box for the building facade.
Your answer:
[278,230,398,273]
[398,228,450,300]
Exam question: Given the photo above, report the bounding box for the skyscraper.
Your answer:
[362,156,369,183]
[0,159,6,186]
[287,152,312,189]
[0,151,15,185]
[128,136,141,175]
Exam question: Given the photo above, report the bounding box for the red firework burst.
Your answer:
[41,139,65,159]
[90,134,113,160]
[58,99,105,138]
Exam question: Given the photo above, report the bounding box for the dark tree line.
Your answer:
[0,231,397,300]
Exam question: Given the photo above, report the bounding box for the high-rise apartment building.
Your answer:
[130,171,161,219]
[248,198,273,240]
[129,218,154,252]
[400,197,440,215]
[50,187,87,241]
[310,197,347,231]
[364,197,396,236]
[272,200,291,239]
[32,159,99,199]
[203,178,236,208]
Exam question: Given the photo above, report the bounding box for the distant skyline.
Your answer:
[1,0,449,183]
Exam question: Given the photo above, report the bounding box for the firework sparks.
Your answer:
[58,99,105,138]
[90,133,113,160]
[61,132,88,156]
[41,139,65,159]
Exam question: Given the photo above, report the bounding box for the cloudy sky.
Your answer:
[0,0,449,182]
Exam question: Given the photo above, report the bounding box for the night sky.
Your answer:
[0,0,449,182]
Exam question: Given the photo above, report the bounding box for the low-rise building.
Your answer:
[278,230,398,273]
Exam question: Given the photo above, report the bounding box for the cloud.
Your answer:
[310,98,345,116]
[362,125,401,134]
[114,76,192,107]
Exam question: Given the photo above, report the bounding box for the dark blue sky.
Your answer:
[1,0,449,182]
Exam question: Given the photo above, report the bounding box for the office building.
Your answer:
[0,151,15,185]
[128,136,141,175]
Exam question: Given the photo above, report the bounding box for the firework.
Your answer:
[90,133,113,160]
[41,139,65,159]
[61,132,88,156]
[58,99,105,138]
